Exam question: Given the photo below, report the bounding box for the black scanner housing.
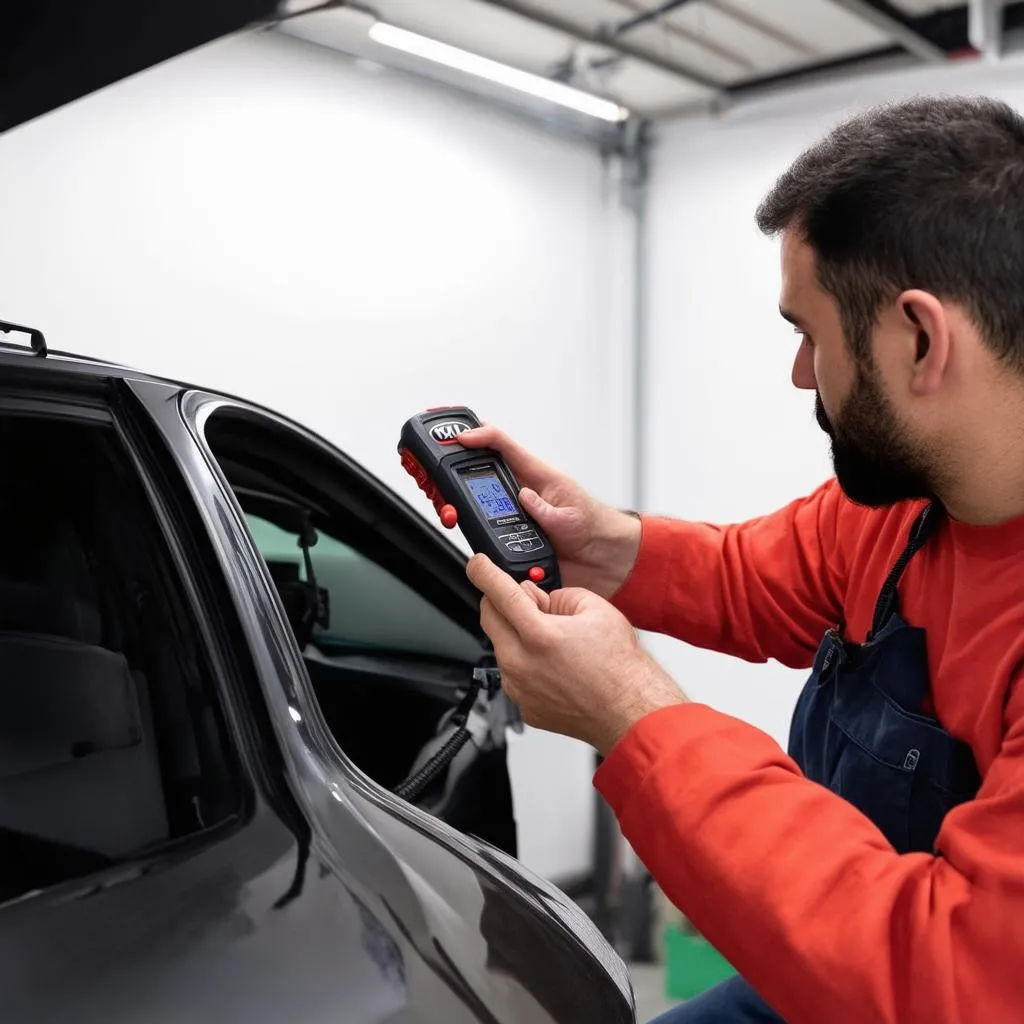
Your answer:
[399,407,561,592]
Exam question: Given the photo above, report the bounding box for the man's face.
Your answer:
[779,232,933,507]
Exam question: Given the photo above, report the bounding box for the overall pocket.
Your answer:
[905,738,982,853]
[826,673,968,855]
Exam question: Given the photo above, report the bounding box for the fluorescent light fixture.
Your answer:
[368,22,629,123]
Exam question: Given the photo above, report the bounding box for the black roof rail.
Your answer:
[0,319,47,357]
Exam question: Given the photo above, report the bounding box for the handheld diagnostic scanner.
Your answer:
[398,407,561,592]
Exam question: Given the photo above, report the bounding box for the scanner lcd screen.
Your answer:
[465,473,517,520]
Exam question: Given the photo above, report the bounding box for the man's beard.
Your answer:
[815,366,933,507]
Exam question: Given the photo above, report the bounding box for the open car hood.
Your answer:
[0,0,280,134]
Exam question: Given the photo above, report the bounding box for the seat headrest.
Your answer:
[0,634,141,778]
[0,581,102,646]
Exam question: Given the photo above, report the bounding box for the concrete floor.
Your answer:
[629,962,681,1022]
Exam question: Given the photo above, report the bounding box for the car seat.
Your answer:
[0,579,170,859]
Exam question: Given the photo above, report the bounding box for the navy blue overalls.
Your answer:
[654,503,982,1023]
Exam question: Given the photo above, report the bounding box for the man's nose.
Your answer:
[791,341,816,390]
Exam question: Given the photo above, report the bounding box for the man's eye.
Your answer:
[794,326,812,346]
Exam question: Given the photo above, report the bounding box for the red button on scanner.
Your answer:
[439,504,458,529]
[528,566,546,584]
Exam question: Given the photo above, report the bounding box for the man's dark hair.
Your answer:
[756,95,1024,370]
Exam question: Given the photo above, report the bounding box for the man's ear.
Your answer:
[897,289,950,396]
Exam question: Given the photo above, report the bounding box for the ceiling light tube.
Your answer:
[368,22,629,122]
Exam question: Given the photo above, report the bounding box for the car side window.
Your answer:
[199,403,495,800]
[0,408,240,905]
[245,512,481,663]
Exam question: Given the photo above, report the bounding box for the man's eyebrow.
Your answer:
[779,306,805,328]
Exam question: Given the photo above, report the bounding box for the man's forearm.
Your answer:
[586,507,643,601]
[590,656,688,756]
[609,489,843,669]
[594,702,1019,1024]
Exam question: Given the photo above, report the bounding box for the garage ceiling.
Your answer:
[0,1,1019,134]
[278,0,1024,119]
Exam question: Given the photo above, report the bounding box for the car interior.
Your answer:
[0,412,239,904]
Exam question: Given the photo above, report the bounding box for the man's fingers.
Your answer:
[517,487,580,536]
[457,424,556,488]
[547,586,593,617]
[467,554,543,634]
[521,579,552,614]
[479,596,521,655]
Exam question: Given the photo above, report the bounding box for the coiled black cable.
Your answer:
[393,673,484,803]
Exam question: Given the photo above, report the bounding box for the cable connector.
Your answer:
[472,665,503,698]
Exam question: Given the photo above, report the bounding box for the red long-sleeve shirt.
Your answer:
[598,478,1024,1023]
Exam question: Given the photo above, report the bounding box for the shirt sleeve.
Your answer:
[610,479,849,669]
[594,698,1024,1024]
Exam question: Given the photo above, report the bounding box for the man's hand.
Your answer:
[467,554,688,754]
[458,424,641,599]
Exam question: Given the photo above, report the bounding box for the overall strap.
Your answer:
[869,501,945,640]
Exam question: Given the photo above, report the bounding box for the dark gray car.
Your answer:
[0,333,636,1022]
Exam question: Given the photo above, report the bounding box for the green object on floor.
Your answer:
[663,925,737,1000]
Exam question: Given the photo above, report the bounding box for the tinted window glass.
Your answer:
[246,512,480,663]
[0,412,239,904]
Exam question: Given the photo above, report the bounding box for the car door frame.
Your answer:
[130,378,515,854]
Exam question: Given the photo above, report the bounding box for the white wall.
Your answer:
[0,29,635,881]
[643,51,1024,746]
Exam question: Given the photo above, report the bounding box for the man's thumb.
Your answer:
[520,488,574,535]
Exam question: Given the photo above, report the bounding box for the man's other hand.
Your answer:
[467,554,687,754]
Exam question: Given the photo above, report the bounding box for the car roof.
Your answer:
[0,335,353,482]
[0,340,356,477]
[0,338,182,388]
